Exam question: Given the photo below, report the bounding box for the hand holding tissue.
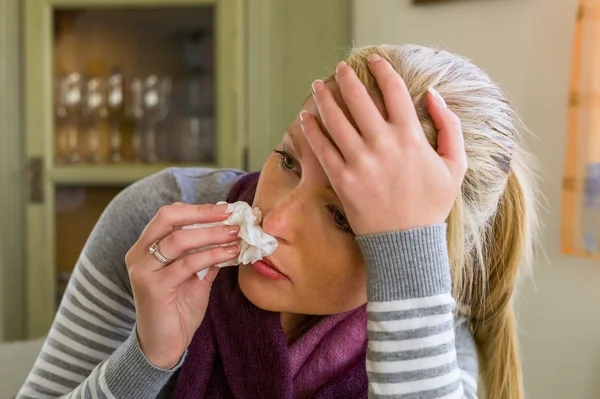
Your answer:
[182,201,278,279]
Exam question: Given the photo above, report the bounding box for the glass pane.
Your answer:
[53,8,216,165]
[55,186,123,304]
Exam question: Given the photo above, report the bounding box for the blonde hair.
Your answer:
[328,45,541,399]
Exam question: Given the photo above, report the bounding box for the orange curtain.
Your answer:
[562,0,600,257]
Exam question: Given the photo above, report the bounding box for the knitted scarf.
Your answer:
[172,172,368,398]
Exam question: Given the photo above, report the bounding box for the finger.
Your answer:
[300,110,345,175]
[161,242,240,287]
[367,54,419,128]
[180,266,220,298]
[334,62,386,137]
[194,264,220,281]
[139,202,232,248]
[427,88,467,177]
[200,266,220,283]
[311,79,363,160]
[155,224,240,261]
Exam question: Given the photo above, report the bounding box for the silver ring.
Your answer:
[149,240,174,264]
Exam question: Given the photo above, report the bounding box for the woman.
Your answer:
[18,44,538,399]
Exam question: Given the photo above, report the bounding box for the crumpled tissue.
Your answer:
[182,201,278,279]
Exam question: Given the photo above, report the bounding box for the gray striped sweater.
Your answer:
[17,168,478,399]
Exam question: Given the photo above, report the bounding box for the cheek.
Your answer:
[302,240,367,313]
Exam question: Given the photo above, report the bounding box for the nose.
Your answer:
[261,193,303,243]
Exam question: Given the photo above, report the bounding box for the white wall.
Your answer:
[353,1,600,398]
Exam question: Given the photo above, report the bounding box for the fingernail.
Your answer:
[226,226,240,236]
[223,201,236,213]
[226,242,240,254]
[335,61,347,74]
[219,239,240,247]
[428,87,447,108]
[368,54,382,63]
[213,203,230,213]
[299,111,311,124]
[311,79,325,95]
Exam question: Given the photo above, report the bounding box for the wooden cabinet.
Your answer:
[8,0,350,339]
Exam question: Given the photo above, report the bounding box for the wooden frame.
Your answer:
[0,0,26,341]
[23,0,244,338]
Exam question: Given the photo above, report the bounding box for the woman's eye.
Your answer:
[282,154,295,169]
[273,149,297,172]
[334,210,347,226]
[331,208,354,235]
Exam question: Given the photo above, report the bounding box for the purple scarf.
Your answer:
[172,173,368,399]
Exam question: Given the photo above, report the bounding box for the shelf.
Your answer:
[50,163,212,186]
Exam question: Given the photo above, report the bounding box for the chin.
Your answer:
[237,264,290,312]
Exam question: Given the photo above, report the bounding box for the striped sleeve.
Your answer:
[357,225,478,399]
[17,170,186,399]
[16,254,182,399]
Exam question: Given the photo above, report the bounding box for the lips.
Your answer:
[261,257,286,276]
[251,257,289,281]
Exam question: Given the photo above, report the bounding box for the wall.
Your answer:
[246,0,351,171]
[353,1,600,398]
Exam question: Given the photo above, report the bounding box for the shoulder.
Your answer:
[115,167,247,217]
[166,167,247,205]
[84,167,246,268]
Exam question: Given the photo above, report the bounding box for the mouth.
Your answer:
[251,257,289,281]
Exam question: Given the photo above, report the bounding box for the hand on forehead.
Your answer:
[302,80,389,134]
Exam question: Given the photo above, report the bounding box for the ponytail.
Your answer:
[470,166,531,399]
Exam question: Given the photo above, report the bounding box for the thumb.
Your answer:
[426,88,467,177]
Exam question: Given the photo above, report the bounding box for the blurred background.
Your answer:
[0,0,599,398]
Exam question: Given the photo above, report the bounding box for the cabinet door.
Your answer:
[24,0,244,338]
